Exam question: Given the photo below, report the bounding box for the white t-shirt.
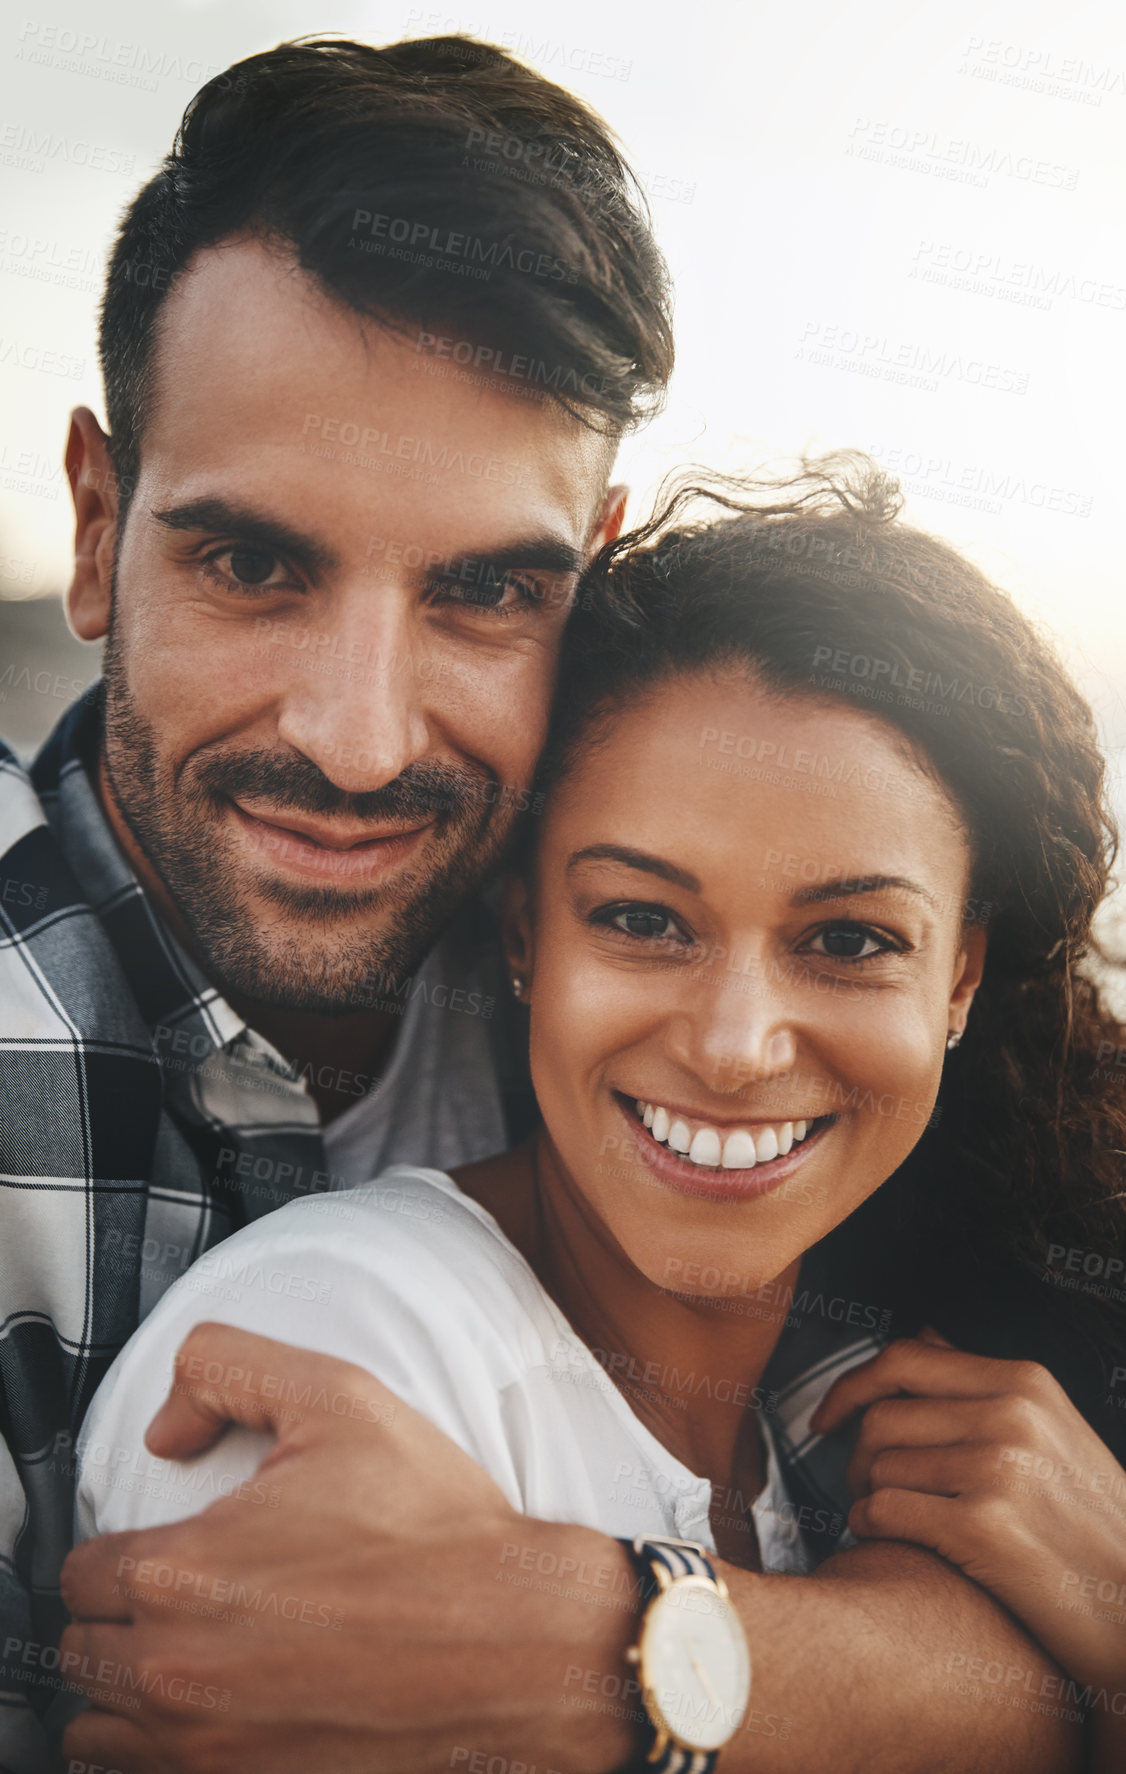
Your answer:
[76,1166,855,1573]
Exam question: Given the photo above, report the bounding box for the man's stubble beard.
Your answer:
[99,610,515,1014]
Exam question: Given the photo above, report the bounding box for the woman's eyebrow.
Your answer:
[791,875,938,909]
[566,844,700,892]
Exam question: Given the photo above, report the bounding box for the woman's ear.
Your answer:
[948,919,988,1035]
[501,872,535,1002]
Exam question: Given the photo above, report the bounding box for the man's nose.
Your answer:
[663,966,799,1092]
[274,588,432,793]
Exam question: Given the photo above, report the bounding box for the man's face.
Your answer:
[83,237,620,1013]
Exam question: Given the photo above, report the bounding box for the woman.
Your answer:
[77,456,1126,1763]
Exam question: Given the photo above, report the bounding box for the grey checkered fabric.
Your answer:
[0,689,535,1768]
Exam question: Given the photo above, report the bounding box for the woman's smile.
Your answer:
[614,1089,839,1203]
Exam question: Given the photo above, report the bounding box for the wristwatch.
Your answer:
[620,1536,751,1773]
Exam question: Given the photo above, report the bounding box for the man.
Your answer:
[0,36,659,1767]
[0,34,1080,1774]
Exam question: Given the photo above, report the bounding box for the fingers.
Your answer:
[58,1620,147,1712]
[917,1324,957,1348]
[144,1322,395,1459]
[848,1484,965,1555]
[811,1337,1023,1435]
[63,1511,239,1624]
[863,1443,972,1499]
[846,1397,986,1497]
[61,1532,137,1621]
[63,1708,161,1774]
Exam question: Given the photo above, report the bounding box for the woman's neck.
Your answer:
[455,1130,800,1494]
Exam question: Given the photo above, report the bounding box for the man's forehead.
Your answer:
[140,234,617,536]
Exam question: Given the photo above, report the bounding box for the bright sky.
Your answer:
[2,0,1124,944]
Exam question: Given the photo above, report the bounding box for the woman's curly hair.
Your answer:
[541,453,1126,1384]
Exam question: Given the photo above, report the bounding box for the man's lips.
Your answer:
[228,798,433,883]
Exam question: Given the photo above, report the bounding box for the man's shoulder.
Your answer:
[0,727,98,962]
[0,710,162,1175]
[0,731,50,852]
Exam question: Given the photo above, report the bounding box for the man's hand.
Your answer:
[60,1324,639,1774]
[62,1322,1084,1774]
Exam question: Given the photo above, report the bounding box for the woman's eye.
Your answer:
[805,924,893,961]
[599,904,690,945]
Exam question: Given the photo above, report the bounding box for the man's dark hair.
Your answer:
[98,34,674,511]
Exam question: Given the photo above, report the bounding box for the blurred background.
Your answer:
[2,0,1124,961]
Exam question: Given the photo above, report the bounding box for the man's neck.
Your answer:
[94,750,400,1125]
[223,995,401,1125]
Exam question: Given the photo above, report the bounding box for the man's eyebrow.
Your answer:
[150,499,339,576]
[791,875,938,909]
[432,536,586,580]
[567,844,701,893]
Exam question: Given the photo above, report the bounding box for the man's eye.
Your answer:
[228,548,279,585]
[804,924,894,961]
[202,547,291,593]
[429,569,554,617]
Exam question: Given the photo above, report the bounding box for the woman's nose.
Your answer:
[664,984,799,1092]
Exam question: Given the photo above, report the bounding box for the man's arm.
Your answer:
[60,1327,1083,1774]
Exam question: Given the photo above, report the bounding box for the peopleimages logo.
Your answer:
[810,647,1029,716]
[348,210,578,284]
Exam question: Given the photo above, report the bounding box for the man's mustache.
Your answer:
[193,749,488,825]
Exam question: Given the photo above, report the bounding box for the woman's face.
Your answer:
[509,670,987,1302]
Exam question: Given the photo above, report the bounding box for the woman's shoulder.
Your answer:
[185,1163,563,1369]
[77,1166,568,1539]
[116,1165,562,1399]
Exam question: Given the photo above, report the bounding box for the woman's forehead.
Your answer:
[543,672,973,900]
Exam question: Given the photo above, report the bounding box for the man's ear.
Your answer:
[948,919,988,1036]
[65,407,118,642]
[501,871,536,1001]
[588,482,628,557]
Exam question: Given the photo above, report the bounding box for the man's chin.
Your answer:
[191,933,420,1018]
[170,871,465,1018]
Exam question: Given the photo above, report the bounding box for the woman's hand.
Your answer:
[810,1330,1126,1701]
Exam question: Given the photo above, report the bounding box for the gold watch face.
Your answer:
[638,1576,751,1753]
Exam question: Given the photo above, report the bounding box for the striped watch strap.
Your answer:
[622,1538,724,1774]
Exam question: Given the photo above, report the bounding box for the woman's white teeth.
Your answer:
[634,1102,818,1169]
[720,1129,756,1170]
[688,1127,722,1166]
[668,1119,692,1153]
[754,1125,779,1163]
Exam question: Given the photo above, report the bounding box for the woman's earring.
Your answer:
[510,975,525,999]
[946,1031,961,1051]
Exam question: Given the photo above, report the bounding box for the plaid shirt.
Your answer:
[0,690,534,1769]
